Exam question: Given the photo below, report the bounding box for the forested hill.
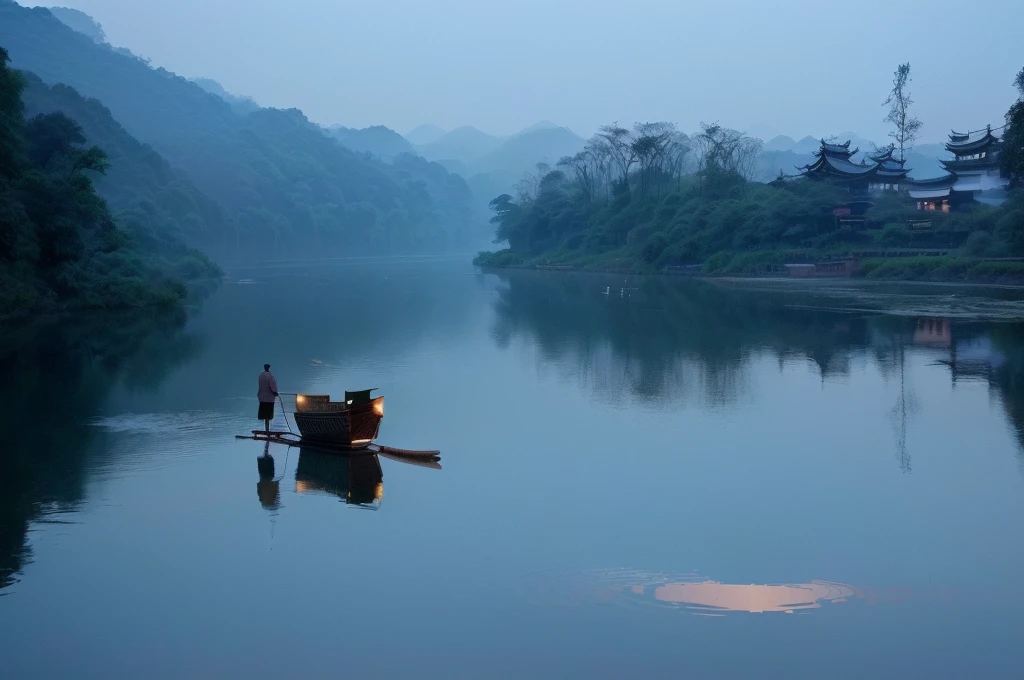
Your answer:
[20,73,231,254]
[0,48,217,319]
[0,1,479,257]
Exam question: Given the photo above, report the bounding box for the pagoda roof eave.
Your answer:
[946,131,999,154]
[906,173,956,188]
[941,156,1000,172]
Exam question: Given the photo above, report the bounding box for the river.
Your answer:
[2,258,1024,678]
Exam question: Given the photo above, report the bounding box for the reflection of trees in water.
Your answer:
[979,325,1024,473]
[0,310,200,590]
[488,271,1024,473]
[489,271,899,406]
[889,343,920,473]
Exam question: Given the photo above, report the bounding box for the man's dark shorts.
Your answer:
[258,401,275,420]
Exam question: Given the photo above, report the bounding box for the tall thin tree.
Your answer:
[883,63,923,163]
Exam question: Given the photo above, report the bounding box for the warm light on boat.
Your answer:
[351,438,372,445]
[375,483,384,500]
[373,400,384,416]
[296,395,306,404]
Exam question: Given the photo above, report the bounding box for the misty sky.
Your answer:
[29,0,1024,143]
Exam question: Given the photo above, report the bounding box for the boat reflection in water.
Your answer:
[631,579,858,615]
[294,448,384,509]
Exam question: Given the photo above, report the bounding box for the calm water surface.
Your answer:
[3,259,1024,678]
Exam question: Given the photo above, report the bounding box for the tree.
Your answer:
[1001,65,1024,188]
[513,162,551,203]
[883,63,923,163]
[631,122,676,198]
[0,47,25,181]
[558,149,596,200]
[488,193,529,249]
[695,123,762,184]
[597,123,636,193]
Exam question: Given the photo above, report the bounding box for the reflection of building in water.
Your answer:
[637,580,857,614]
[913,317,951,347]
[941,334,1007,383]
[295,449,384,508]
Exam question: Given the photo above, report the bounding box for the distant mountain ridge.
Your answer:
[0,0,480,256]
[47,6,104,42]
[190,77,259,115]
[404,123,446,146]
[406,122,587,212]
[326,124,417,160]
[415,126,504,165]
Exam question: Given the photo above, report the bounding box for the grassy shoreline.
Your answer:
[474,249,1024,286]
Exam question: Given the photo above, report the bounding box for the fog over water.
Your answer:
[25,0,1024,140]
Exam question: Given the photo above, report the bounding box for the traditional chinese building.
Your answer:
[866,146,909,191]
[907,126,1009,211]
[799,140,910,194]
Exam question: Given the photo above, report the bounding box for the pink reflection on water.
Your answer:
[643,579,858,614]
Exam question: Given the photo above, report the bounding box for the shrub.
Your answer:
[962,231,994,257]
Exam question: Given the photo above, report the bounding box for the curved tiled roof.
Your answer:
[941,155,1000,172]
[816,140,856,158]
[946,129,999,154]
[868,145,898,163]
[802,153,876,176]
[906,173,956,188]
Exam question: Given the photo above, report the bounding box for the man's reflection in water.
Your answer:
[256,442,281,511]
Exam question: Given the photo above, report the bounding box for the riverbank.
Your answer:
[474,249,1024,286]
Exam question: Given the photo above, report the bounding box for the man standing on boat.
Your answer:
[257,363,279,433]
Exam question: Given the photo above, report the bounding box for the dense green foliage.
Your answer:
[1002,67,1024,189]
[0,48,215,318]
[0,1,479,256]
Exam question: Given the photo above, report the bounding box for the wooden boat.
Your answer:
[291,389,384,449]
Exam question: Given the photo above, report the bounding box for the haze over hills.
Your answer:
[415,126,504,166]
[190,77,259,116]
[404,123,446,146]
[0,0,482,256]
[325,124,417,161]
[407,122,588,213]
[21,72,229,252]
[46,5,103,42]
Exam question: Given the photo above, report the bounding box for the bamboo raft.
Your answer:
[237,431,441,463]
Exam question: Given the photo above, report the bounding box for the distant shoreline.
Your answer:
[474,259,1024,289]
